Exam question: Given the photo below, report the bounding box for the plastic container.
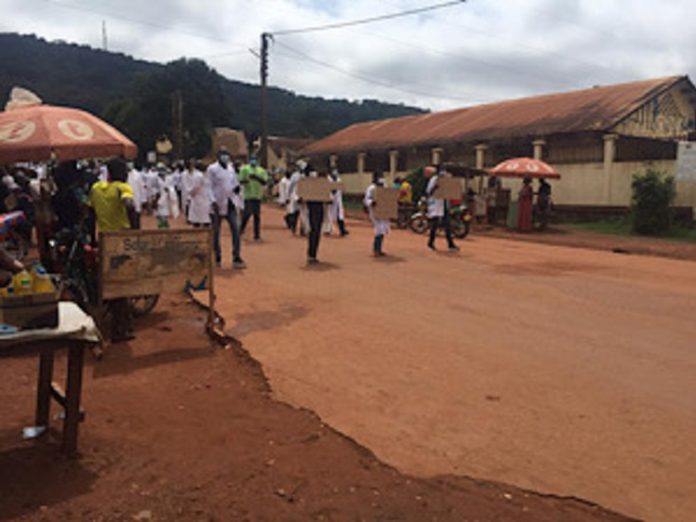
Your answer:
[12,270,33,295]
[31,263,55,293]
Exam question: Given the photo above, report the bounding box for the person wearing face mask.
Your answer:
[303,164,326,264]
[327,168,349,237]
[207,148,246,269]
[364,171,390,256]
[286,160,306,235]
[425,164,459,252]
[238,156,269,241]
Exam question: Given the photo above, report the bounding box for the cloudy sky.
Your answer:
[1,0,695,111]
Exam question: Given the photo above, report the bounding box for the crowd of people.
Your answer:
[0,150,553,341]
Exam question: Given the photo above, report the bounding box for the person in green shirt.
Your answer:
[238,156,269,241]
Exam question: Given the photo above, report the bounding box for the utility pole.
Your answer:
[102,20,108,51]
[260,32,271,168]
[171,90,184,160]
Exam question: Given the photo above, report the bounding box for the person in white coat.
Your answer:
[276,171,293,230]
[365,171,390,256]
[155,169,179,228]
[181,159,198,222]
[145,166,159,214]
[327,169,349,237]
[286,161,305,235]
[187,164,211,227]
[425,165,459,252]
[127,164,146,229]
[207,148,245,269]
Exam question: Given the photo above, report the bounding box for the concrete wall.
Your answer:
[339,159,696,211]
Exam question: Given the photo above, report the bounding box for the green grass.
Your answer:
[568,218,696,243]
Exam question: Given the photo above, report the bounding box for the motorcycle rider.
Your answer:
[425,165,459,252]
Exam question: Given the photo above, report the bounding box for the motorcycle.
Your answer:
[409,197,472,239]
[408,198,429,234]
[395,203,413,229]
[450,203,472,239]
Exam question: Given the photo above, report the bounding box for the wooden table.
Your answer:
[0,302,100,454]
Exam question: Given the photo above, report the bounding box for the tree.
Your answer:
[631,167,676,235]
[104,59,230,160]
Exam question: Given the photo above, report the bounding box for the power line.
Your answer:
[271,0,465,36]
[272,40,489,104]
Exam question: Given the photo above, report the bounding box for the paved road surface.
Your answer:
[211,207,696,522]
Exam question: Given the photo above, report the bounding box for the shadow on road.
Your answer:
[0,443,96,521]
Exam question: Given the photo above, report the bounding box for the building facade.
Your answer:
[303,76,696,211]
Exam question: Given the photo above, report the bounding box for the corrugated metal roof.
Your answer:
[304,76,690,156]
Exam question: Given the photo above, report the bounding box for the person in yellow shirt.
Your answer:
[396,177,413,205]
[88,158,136,342]
[89,159,136,232]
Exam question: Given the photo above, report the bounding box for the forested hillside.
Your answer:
[0,33,424,158]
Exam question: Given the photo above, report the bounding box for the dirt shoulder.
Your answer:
[0,295,634,522]
[344,207,696,262]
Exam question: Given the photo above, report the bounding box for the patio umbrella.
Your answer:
[0,104,137,164]
[489,157,560,179]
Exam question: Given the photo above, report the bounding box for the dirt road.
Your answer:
[211,206,696,522]
[0,298,629,521]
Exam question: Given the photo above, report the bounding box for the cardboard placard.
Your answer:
[373,187,400,220]
[100,229,212,300]
[432,176,462,200]
[297,177,333,202]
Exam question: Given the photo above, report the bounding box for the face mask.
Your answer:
[219,154,230,164]
[250,159,257,167]
[377,179,385,187]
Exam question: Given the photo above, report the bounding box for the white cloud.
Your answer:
[1,0,694,111]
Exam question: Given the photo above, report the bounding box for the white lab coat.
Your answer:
[277,177,290,207]
[426,174,445,219]
[365,183,391,236]
[155,175,180,219]
[127,168,146,213]
[146,169,159,201]
[187,169,211,225]
[329,174,345,222]
[207,161,243,216]
[182,170,196,210]
[287,170,302,214]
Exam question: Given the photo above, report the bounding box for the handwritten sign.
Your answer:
[432,176,462,200]
[374,187,400,220]
[100,229,212,300]
[297,177,333,202]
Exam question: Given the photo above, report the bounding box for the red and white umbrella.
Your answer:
[489,157,560,179]
[0,104,137,164]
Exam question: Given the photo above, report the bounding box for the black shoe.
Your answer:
[448,245,460,252]
[307,257,319,265]
[233,258,247,269]
[427,242,436,251]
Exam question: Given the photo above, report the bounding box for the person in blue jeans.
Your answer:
[207,149,246,269]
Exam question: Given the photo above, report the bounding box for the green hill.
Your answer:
[0,33,425,158]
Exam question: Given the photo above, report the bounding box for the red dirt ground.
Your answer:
[0,297,633,522]
[205,206,696,522]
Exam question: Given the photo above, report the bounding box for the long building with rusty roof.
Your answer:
[303,75,696,210]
